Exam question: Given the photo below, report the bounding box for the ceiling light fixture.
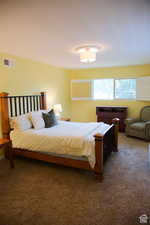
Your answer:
[75,45,100,63]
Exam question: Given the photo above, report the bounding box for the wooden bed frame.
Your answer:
[0,92,119,181]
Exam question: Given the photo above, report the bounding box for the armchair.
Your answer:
[125,106,150,141]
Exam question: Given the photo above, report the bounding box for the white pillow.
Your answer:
[29,111,45,130]
[10,114,32,131]
[41,109,49,113]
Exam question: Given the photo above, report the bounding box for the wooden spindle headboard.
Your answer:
[0,92,47,138]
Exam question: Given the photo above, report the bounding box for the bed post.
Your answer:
[40,92,47,110]
[112,118,119,152]
[93,133,104,182]
[0,92,10,139]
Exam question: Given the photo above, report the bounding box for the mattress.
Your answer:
[10,121,110,168]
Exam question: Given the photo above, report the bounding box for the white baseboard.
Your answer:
[0,155,4,160]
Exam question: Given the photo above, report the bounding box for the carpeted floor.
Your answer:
[0,134,150,225]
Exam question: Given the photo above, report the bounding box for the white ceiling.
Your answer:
[0,0,150,68]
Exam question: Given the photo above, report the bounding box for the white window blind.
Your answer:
[136,76,150,101]
[71,80,92,100]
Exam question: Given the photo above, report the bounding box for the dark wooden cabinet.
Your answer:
[96,106,128,132]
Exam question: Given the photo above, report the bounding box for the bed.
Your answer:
[0,92,119,181]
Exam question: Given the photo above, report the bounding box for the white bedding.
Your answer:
[10,121,110,168]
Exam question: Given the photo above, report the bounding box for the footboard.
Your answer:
[94,118,119,181]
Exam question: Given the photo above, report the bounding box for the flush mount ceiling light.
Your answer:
[75,45,101,63]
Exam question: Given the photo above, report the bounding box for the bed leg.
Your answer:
[94,133,104,182]
[0,92,10,139]
[112,118,120,152]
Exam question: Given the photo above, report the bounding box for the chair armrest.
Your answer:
[145,122,150,140]
[145,121,150,128]
[125,118,139,125]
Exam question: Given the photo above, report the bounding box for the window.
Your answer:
[93,78,136,100]
[93,79,114,100]
[115,79,136,99]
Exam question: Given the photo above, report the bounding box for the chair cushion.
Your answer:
[130,122,146,131]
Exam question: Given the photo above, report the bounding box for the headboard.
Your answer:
[0,92,47,138]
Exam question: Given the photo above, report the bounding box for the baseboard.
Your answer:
[0,155,4,160]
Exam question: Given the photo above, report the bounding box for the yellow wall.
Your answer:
[67,64,150,122]
[0,53,70,113]
[0,53,70,156]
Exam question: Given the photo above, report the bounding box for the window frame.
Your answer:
[92,78,136,101]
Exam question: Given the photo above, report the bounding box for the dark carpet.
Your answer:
[0,134,150,225]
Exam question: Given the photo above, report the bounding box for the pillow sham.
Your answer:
[10,114,32,131]
[29,111,45,130]
[42,109,58,128]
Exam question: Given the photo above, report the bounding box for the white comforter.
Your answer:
[10,121,110,168]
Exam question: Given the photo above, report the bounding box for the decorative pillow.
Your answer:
[42,109,58,128]
[29,111,45,130]
[10,114,32,131]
